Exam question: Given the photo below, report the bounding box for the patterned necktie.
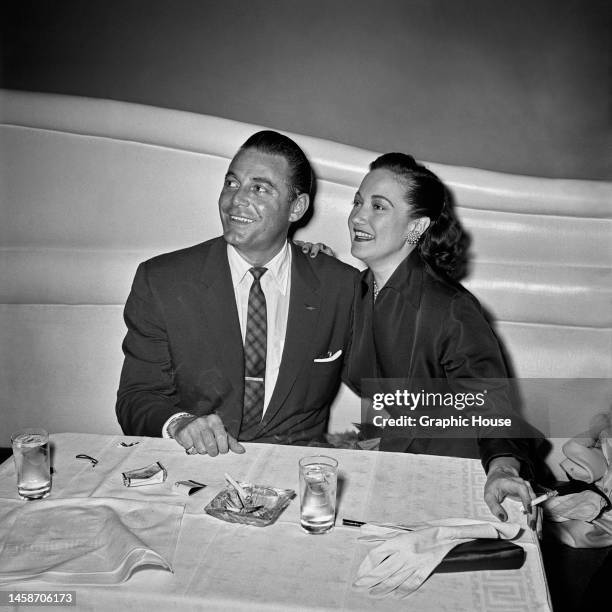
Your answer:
[240,267,267,435]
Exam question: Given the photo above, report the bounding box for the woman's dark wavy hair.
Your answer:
[369,152,471,281]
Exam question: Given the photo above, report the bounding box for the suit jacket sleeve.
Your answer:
[340,273,362,394]
[116,261,181,436]
[441,292,536,477]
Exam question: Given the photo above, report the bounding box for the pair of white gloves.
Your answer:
[544,418,612,547]
[353,518,520,599]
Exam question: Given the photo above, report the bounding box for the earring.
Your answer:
[405,230,421,245]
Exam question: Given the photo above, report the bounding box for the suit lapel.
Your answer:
[262,244,321,426]
[374,251,424,379]
[375,253,425,452]
[402,256,426,378]
[199,238,244,428]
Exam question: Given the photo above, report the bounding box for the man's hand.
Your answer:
[484,456,536,529]
[169,414,245,457]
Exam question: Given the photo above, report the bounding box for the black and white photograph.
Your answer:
[1,1,610,610]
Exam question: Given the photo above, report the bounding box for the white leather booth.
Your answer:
[1,90,611,477]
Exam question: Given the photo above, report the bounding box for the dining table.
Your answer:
[0,433,551,611]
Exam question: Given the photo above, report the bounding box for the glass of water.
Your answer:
[11,428,51,500]
[299,455,338,534]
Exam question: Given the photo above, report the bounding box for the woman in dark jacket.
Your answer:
[343,153,537,523]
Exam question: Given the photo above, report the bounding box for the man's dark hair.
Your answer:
[240,130,314,201]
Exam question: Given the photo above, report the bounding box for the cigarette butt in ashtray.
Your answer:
[224,473,250,506]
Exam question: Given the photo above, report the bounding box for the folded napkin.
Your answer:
[353,518,521,598]
[0,497,184,585]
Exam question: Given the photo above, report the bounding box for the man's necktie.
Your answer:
[240,267,267,436]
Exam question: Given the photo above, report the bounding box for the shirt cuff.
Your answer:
[161,412,192,439]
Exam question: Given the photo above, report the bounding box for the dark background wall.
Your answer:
[2,0,610,180]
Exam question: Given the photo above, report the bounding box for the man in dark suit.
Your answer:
[116,131,357,456]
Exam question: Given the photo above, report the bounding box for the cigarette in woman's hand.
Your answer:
[522,489,558,513]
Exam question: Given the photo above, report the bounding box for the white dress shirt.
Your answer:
[227,241,291,417]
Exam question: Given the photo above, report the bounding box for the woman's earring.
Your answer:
[405,230,421,245]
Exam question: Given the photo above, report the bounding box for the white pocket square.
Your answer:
[313,349,342,363]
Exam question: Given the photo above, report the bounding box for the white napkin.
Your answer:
[0,497,184,585]
[353,518,520,598]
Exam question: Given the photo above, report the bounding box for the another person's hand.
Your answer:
[169,414,245,457]
[293,239,335,258]
[484,456,537,529]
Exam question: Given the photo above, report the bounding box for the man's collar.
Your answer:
[227,242,291,295]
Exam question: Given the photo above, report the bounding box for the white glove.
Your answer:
[544,425,612,547]
[353,518,520,598]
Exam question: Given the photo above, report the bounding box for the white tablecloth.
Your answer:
[0,433,551,611]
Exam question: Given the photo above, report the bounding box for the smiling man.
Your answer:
[116,131,357,456]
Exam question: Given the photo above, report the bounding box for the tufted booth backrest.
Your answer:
[1,90,611,476]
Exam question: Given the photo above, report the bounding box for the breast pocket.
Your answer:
[303,358,344,410]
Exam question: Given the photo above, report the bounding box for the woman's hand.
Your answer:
[293,239,335,258]
[484,456,537,529]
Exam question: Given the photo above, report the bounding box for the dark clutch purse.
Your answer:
[436,539,526,573]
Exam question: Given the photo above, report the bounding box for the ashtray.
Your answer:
[205,481,295,527]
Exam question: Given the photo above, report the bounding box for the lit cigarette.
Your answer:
[530,490,558,508]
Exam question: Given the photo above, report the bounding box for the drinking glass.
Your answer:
[11,428,51,500]
[299,455,338,534]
